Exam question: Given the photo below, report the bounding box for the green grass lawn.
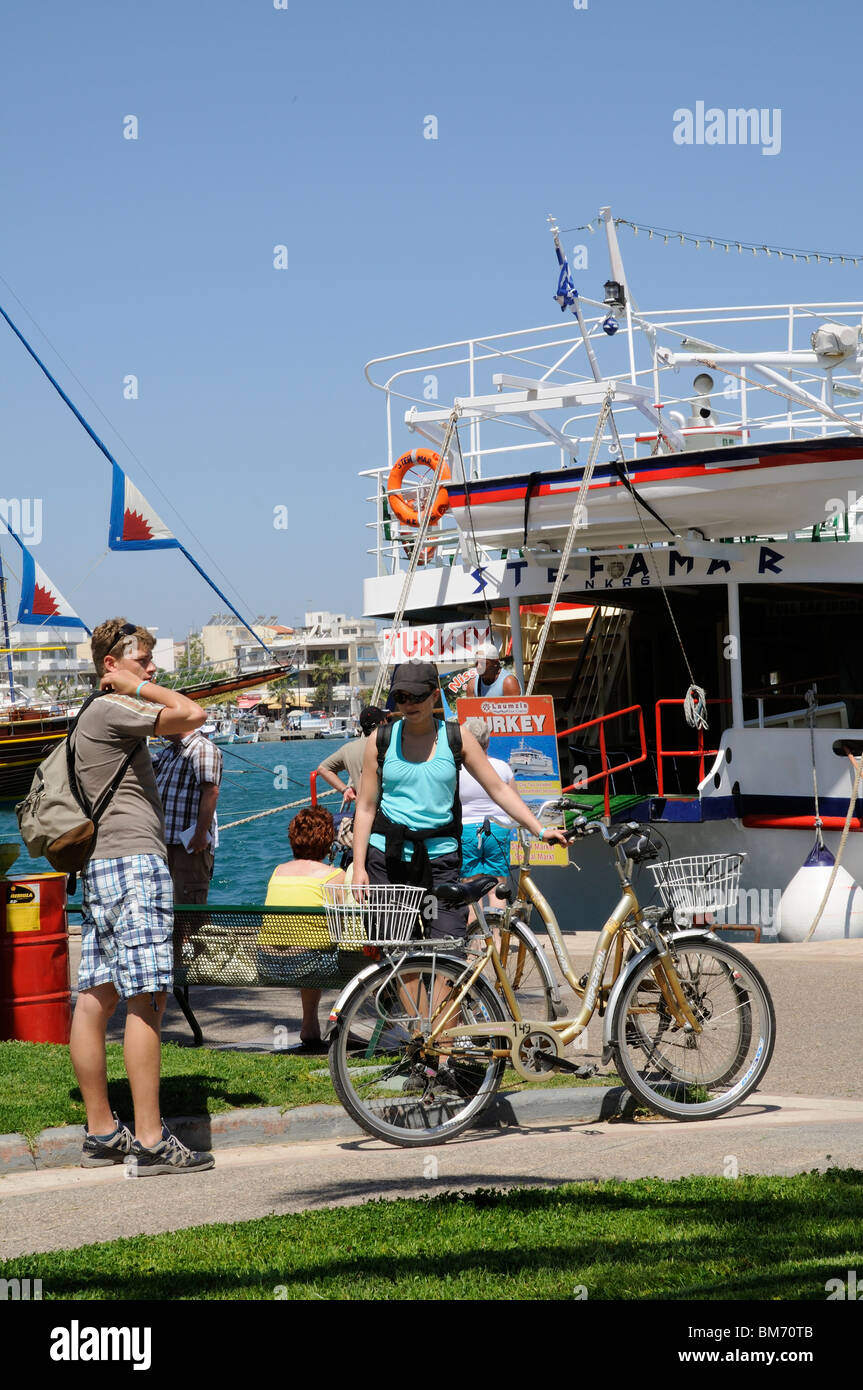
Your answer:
[3,1172,861,1300]
[0,1040,617,1142]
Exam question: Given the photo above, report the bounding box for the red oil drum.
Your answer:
[0,873,71,1044]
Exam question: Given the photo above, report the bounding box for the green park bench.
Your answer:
[172,904,376,1046]
[68,903,375,1047]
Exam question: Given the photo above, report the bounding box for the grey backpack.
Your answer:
[16,692,142,873]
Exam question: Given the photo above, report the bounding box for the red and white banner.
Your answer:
[109,463,178,550]
[379,622,491,666]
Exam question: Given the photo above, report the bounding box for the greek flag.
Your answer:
[554,254,578,311]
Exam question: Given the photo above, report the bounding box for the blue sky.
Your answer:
[1,0,861,641]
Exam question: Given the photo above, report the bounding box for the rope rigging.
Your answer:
[370,409,460,708]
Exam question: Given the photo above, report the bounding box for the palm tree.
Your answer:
[311,653,345,713]
[267,671,298,727]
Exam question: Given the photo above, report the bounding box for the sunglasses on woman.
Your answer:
[393,690,432,705]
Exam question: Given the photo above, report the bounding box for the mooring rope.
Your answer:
[219,786,340,830]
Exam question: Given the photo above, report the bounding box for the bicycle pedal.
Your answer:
[536,1055,595,1078]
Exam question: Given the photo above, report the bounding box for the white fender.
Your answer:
[776,842,863,942]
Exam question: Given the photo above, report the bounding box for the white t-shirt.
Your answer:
[459,755,515,825]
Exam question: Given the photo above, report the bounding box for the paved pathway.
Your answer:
[2,1094,861,1259]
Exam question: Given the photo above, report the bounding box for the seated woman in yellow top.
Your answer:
[258,806,344,1055]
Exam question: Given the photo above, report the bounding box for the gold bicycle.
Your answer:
[327,802,776,1147]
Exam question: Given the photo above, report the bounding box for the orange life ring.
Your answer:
[387,449,450,526]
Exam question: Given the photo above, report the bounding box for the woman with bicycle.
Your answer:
[350,661,567,939]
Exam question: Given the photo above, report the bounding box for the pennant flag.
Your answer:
[109,463,178,550]
[17,550,89,629]
[0,521,90,631]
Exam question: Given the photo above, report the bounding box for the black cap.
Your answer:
[390,662,439,697]
[359,705,387,735]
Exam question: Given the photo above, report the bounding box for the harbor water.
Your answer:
[0,739,346,907]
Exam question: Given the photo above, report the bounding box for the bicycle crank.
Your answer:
[437,1019,564,1079]
[511,1024,563,1080]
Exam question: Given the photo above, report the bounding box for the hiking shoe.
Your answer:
[81,1115,134,1168]
[429,1064,485,1101]
[126,1122,214,1177]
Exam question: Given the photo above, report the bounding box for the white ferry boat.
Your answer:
[509,740,556,778]
[359,208,863,937]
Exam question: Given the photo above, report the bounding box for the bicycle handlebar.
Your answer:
[483,800,657,864]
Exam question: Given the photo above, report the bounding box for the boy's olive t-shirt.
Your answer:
[74,693,167,860]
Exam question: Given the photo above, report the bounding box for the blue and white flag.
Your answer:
[554,254,578,311]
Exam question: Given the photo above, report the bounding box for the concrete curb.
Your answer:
[0,1085,628,1174]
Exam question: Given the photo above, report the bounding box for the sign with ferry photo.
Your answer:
[458,695,568,867]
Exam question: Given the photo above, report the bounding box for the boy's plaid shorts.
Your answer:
[78,854,174,999]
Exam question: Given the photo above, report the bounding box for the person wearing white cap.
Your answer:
[463,641,522,699]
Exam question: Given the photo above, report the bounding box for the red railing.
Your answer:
[655,699,730,796]
[310,770,320,806]
[556,704,647,818]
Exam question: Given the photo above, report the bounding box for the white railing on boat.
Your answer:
[362,301,863,577]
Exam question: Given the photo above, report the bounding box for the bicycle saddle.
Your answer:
[437,876,506,907]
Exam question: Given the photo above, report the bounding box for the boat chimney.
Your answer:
[688,372,717,427]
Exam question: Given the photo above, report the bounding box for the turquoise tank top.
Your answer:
[369,719,457,861]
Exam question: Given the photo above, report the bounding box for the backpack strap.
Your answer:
[445,718,463,772]
[65,691,104,817]
[67,691,144,825]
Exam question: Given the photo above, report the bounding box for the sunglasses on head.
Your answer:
[108,622,138,652]
[393,690,432,705]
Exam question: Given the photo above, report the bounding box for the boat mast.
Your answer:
[0,550,17,706]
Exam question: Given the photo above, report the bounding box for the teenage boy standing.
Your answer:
[69,618,214,1175]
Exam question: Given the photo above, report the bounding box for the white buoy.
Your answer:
[776,842,863,942]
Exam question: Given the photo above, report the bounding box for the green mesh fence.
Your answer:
[173,905,374,990]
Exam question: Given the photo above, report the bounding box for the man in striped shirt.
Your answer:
[152,729,223,904]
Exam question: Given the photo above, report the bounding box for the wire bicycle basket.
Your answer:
[649,853,746,914]
[323,883,426,946]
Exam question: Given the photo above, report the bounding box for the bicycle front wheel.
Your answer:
[467,915,558,1021]
[611,938,775,1120]
[329,952,508,1147]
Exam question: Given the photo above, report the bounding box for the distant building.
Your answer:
[2,624,94,703]
[200,615,295,670]
[234,611,379,717]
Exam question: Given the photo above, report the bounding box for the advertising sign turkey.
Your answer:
[457,695,567,867]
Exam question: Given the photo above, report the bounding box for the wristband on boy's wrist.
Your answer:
[134,680,148,699]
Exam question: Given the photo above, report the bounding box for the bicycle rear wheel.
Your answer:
[328,952,508,1147]
[611,938,775,1120]
[467,915,557,1021]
